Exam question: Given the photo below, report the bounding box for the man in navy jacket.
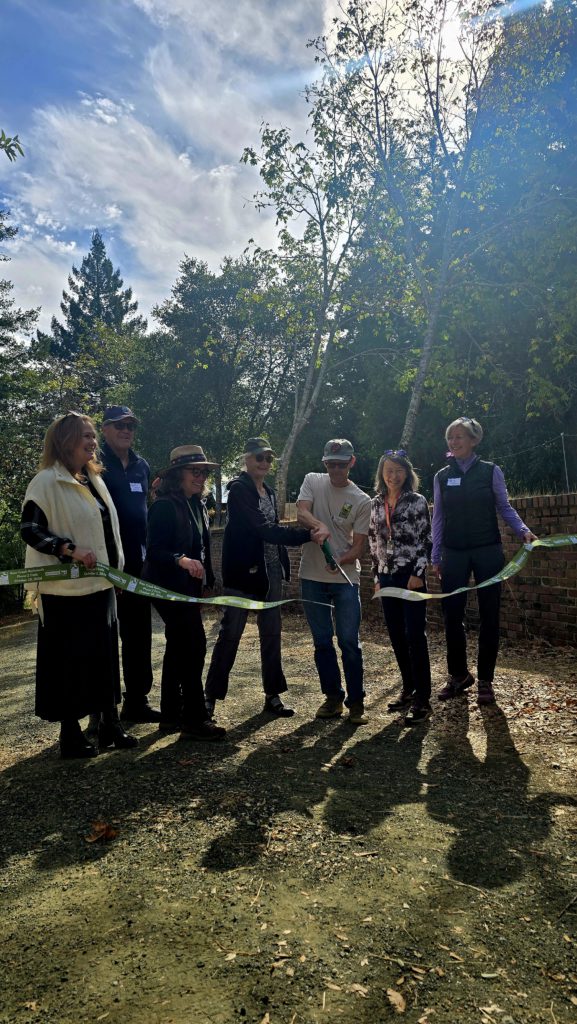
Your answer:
[101,406,160,722]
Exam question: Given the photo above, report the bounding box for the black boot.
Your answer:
[98,708,139,750]
[59,719,98,759]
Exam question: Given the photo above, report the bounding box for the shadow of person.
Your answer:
[201,716,353,872]
[0,721,244,876]
[321,715,431,837]
[425,701,576,890]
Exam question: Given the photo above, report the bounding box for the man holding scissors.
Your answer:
[297,439,371,724]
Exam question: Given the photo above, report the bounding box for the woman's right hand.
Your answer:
[71,547,97,569]
[178,556,204,579]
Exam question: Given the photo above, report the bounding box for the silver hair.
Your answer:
[445,417,483,444]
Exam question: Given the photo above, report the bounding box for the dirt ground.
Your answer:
[1,608,576,1024]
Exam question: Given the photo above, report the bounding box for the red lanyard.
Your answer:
[384,496,397,537]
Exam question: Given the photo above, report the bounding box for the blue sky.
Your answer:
[1,0,335,332]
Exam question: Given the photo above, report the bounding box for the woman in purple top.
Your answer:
[432,417,537,706]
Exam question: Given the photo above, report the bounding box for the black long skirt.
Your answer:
[35,590,121,721]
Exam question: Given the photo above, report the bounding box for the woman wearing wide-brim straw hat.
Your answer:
[142,445,225,742]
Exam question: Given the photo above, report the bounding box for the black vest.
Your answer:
[437,458,500,550]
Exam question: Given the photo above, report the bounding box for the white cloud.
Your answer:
[2,0,342,333]
[133,0,327,63]
[5,96,279,330]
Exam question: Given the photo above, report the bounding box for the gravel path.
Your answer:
[1,610,576,1023]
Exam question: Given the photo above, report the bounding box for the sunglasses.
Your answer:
[326,460,351,469]
[189,467,210,478]
[384,449,407,458]
[110,421,136,431]
[255,453,274,463]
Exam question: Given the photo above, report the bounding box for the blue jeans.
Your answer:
[301,579,364,705]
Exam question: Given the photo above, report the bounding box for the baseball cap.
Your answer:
[322,438,355,462]
[102,405,138,426]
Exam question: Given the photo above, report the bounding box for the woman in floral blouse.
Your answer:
[369,450,432,725]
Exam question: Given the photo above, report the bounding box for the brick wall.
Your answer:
[209,492,577,645]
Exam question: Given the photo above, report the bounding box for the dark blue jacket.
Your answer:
[101,441,150,574]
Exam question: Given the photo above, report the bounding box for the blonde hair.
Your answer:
[40,412,102,476]
[445,417,483,444]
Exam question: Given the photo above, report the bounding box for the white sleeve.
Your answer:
[297,473,317,504]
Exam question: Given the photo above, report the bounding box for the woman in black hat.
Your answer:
[142,445,225,741]
[204,437,323,720]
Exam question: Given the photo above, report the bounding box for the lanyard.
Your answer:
[384,496,398,537]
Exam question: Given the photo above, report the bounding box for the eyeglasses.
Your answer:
[189,467,209,478]
[326,461,350,469]
[255,453,274,463]
[384,449,407,458]
[111,421,136,431]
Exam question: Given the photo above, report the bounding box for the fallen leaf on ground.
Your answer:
[224,952,237,961]
[349,983,368,997]
[85,821,118,843]
[387,988,406,1013]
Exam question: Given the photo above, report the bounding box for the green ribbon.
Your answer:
[0,562,304,611]
[374,534,577,601]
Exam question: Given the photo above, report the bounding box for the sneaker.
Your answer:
[404,703,432,726]
[477,681,496,706]
[437,672,475,701]
[180,720,227,742]
[264,695,295,718]
[388,691,414,712]
[315,697,344,719]
[121,701,162,723]
[348,701,368,725]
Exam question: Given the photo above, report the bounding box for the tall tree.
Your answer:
[307,0,510,448]
[0,210,40,610]
[36,229,146,361]
[129,254,307,507]
[242,119,372,511]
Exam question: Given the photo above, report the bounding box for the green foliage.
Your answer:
[35,230,146,361]
[0,130,24,162]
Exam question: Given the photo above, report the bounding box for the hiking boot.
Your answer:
[121,700,162,723]
[315,697,344,719]
[404,703,432,727]
[388,691,414,712]
[477,680,496,706]
[180,720,227,742]
[204,700,216,720]
[264,695,295,718]
[437,672,475,701]
[158,719,181,733]
[348,701,368,725]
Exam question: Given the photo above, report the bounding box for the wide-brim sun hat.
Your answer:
[157,444,219,477]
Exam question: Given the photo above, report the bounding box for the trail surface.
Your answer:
[1,612,576,1023]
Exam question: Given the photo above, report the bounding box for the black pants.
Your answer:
[441,544,505,683]
[117,586,153,704]
[205,561,287,701]
[151,599,207,725]
[379,572,431,704]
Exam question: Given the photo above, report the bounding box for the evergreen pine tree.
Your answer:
[36,229,146,359]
